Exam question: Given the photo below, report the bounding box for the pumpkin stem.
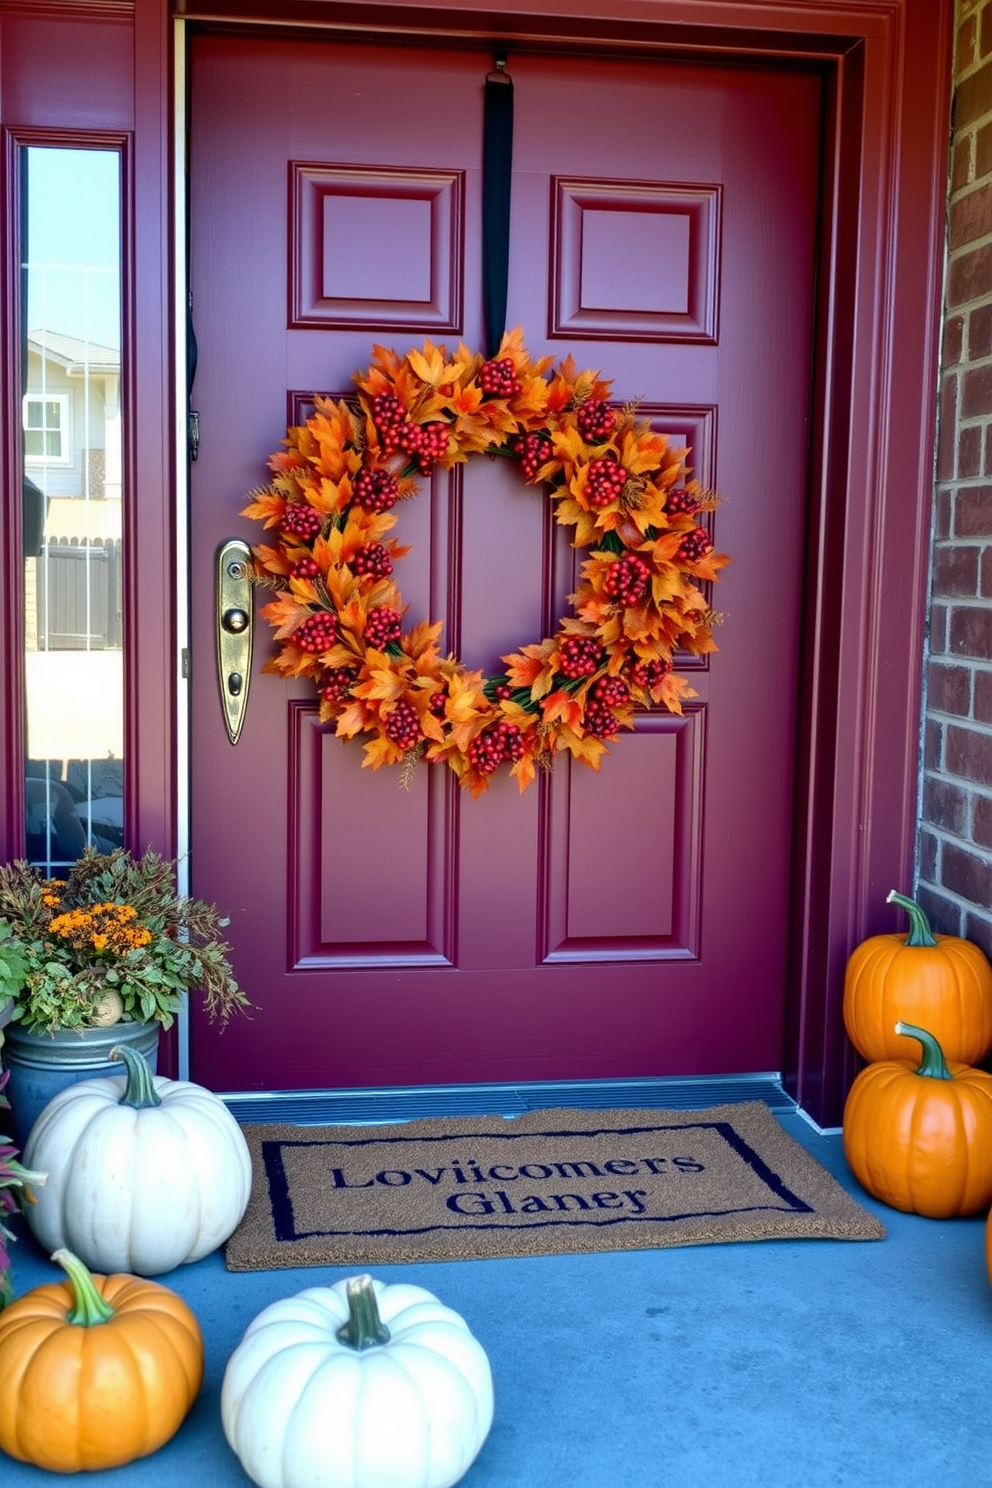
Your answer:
[336,1274,391,1351]
[110,1043,162,1108]
[886,890,939,948]
[52,1248,115,1327]
[894,1021,954,1081]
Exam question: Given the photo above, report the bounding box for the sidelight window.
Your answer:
[20,144,125,875]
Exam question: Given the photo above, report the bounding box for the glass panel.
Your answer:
[21,147,124,874]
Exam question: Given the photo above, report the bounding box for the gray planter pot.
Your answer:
[2,1019,160,1148]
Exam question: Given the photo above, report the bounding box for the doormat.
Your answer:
[226,1103,885,1271]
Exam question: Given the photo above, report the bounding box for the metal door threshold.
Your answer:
[223,1072,795,1127]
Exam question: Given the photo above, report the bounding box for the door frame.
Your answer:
[173,1,950,1126]
[0,0,947,1130]
[174,0,951,1127]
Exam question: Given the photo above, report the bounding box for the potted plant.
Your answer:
[0,847,250,1143]
[0,1069,46,1307]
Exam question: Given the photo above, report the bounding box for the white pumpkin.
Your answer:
[23,1042,252,1275]
[221,1273,494,1488]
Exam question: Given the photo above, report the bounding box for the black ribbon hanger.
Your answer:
[482,52,514,358]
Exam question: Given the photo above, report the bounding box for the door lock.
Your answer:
[215,539,253,744]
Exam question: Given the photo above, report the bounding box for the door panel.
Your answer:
[188,34,821,1093]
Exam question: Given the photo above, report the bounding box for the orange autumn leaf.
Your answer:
[541,689,584,731]
[352,665,408,705]
[555,726,608,769]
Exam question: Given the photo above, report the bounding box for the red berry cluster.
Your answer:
[353,543,393,578]
[354,467,399,513]
[397,420,450,475]
[467,721,526,776]
[371,391,406,444]
[666,487,700,516]
[576,398,616,444]
[584,675,630,738]
[294,611,338,654]
[631,657,673,690]
[678,526,714,563]
[281,503,323,541]
[428,689,448,719]
[604,553,650,606]
[479,357,521,397]
[322,666,359,703]
[512,431,553,481]
[585,456,627,508]
[593,675,630,709]
[364,606,403,650]
[291,556,319,579]
[559,634,605,679]
[383,699,421,750]
[492,683,513,701]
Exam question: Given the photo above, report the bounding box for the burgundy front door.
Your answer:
[187,32,821,1094]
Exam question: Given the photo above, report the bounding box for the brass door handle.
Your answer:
[215,539,253,744]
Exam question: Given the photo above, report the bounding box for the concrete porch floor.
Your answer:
[1,1105,989,1487]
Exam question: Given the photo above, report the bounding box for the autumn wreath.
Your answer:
[243,328,729,797]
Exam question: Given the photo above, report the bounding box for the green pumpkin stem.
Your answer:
[894,1021,954,1081]
[887,890,939,948]
[336,1274,391,1351]
[110,1043,162,1109]
[53,1248,115,1327]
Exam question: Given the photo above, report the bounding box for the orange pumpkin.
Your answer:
[0,1247,203,1471]
[842,890,992,1064]
[843,1021,992,1218]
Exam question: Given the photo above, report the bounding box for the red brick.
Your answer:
[957,60,992,129]
[975,668,992,721]
[925,719,944,771]
[950,184,992,247]
[946,721,992,784]
[934,543,982,595]
[923,775,972,833]
[948,242,992,306]
[962,11,978,70]
[934,488,953,540]
[960,424,984,477]
[963,904,992,964]
[979,118,992,177]
[929,601,949,655]
[945,312,966,365]
[969,301,992,356]
[928,660,973,715]
[950,604,992,659]
[940,840,992,904]
[955,134,974,191]
[962,361,992,417]
[972,791,992,847]
[919,829,939,881]
[938,375,959,481]
[955,484,992,535]
[981,546,992,596]
[980,4,992,59]
[963,912,992,966]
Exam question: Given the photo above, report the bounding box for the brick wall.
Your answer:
[920,0,992,953]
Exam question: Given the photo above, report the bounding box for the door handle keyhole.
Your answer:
[215,540,253,744]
